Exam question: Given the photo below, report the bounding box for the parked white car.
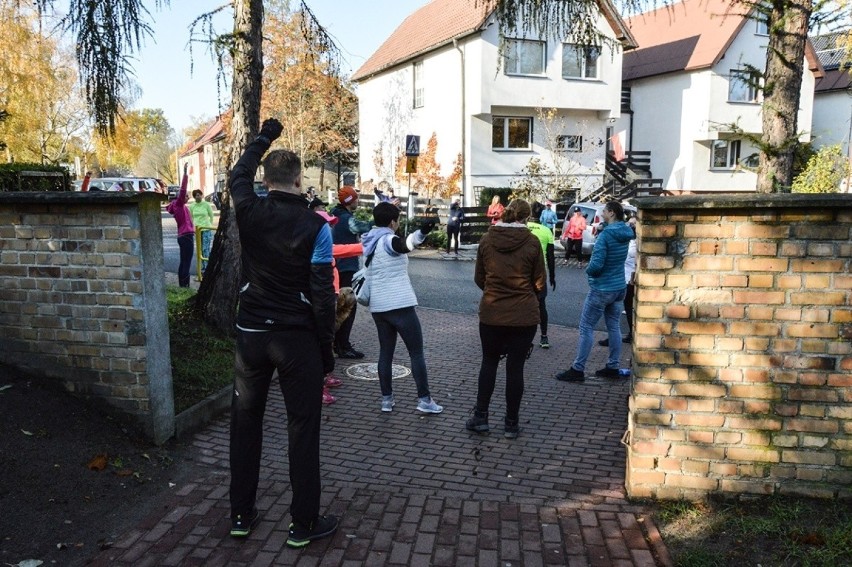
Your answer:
[88,177,163,193]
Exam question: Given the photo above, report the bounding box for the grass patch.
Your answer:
[655,496,852,567]
[167,286,234,413]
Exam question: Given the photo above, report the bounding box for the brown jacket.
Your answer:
[475,224,546,327]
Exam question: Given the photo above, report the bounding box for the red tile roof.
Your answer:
[623,0,822,81]
[180,115,227,158]
[352,0,637,82]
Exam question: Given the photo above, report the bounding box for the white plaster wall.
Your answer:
[690,139,758,191]
[473,14,623,117]
[630,72,707,191]
[710,23,815,141]
[812,91,852,152]
[469,107,607,192]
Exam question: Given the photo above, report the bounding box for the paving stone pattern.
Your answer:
[93,305,672,566]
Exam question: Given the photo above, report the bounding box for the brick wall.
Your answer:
[0,192,174,443]
[627,193,852,500]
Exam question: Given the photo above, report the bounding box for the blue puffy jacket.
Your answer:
[586,221,635,292]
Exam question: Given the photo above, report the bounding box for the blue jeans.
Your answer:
[572,288,626,371]
[371,307,430,398]
[200,229,213,271]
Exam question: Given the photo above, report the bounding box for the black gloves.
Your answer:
[321,343,335,375]
[259,118,283,142]
[419,219,436,235]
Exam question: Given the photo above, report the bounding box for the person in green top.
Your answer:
[527,202,557,349]
[189,189,216,271]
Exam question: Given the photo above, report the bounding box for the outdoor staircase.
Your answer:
[599,150,665,201]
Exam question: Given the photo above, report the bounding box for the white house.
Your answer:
[811,31,851,155]
[351,0,636,205]
[614,0,822,192]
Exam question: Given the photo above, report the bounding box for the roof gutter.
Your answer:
[453,37,467,205]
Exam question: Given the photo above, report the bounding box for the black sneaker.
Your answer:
[595,367,621,379]
[465,408,489,433]
[286,515,339,548]
[230,508,259,538]
[556,368,585,382]
[598,338,609,347]
[623,335,633,344]
[337,346,364,359]
[504,418,519,439]
[539,335,550,349]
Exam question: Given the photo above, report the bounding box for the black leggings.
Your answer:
[177,233,194,287]
[567,238,583,262]
[538,292,548,336]
[476,323,537,421]
[446,225,460,253]
[624,282,635,336]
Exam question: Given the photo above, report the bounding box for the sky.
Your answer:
[132,0,427,136]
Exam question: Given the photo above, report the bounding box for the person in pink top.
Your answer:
[166,164,195,287]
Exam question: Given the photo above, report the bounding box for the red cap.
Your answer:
[315,210,338,225]
[338,186,358,205]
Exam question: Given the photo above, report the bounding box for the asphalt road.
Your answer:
[162,213,616,330]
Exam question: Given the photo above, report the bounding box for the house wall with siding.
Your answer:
[627,193,852,500]
[0,192,175,444]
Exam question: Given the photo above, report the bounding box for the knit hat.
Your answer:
[338,186,358,205]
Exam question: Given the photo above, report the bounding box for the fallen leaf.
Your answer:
[115,469,134,477]
[21,429,33,436]
[87,454,108,471]
[15,560,44,567]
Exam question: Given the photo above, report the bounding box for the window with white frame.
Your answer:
[492,116,533,150]
[503,39,546,76]
[755,13,769,35]
[728,69,760,102]
[557,134,583,152]
[413,61,424,108]
[562,44,600,79]
[711,139,741,169]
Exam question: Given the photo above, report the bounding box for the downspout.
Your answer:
[453,38,467,205]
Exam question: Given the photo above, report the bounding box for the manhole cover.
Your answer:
[345,363,410,381]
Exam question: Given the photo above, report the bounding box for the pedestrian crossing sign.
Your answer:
[405,135,420,157]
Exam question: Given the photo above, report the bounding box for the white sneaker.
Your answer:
[381,395,395,412]
[417,397,443,414]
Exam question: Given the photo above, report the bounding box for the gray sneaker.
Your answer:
[381,395,395,412]
[416,396,443,414]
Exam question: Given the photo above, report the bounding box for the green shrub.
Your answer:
[792,145,850,194]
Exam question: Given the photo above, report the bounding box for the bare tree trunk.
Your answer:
[194,0,264,334]
[756,0,812,193]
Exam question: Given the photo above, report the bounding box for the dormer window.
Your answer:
[562,44,600,79]
[503,39,546,76]
[413,61,424,108]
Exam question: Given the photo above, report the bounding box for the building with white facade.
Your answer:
[178,115,227,197]
[351,0,636,205]
[811,32,851,155]
[615,0,822,192]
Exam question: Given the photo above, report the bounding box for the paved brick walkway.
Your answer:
[93,291,672,565]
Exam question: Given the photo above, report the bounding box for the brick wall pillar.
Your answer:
[0,192,174,443]
[627,193,852,499]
